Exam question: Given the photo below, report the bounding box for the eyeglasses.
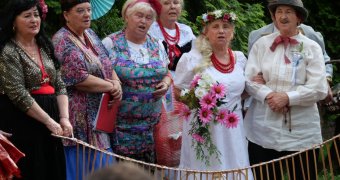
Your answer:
[74,8,91,15]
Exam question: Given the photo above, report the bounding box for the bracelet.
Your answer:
[60,116,69,119]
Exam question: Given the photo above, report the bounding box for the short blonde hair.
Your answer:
[122,0,157,22]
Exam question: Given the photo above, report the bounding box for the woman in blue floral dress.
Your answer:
[102,0,171,163]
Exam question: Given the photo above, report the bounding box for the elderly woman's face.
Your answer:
[63,2,91,32]
[126,9,154,39]
[159,0,182,23]
[274,5,300,36]
[205,19,234,47]
[14,6,41,38]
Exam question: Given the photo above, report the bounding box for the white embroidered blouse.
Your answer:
[244,32,328,151]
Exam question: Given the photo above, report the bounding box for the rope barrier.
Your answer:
[53,133,340,179]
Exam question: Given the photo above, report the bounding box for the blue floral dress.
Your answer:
[104,30,168,163]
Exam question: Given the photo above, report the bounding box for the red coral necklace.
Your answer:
[211,48,235,73]
[158,20,181,68]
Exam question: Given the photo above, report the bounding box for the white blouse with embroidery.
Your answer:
[148,21,196,47]
[174,48,253,177]
[244,32,328,151]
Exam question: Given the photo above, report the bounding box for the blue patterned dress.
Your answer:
[104,30,168,163]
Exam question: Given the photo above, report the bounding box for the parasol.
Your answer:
[91,0,115,20]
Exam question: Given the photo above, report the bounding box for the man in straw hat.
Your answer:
[248,0,333,90]
[244,0,329,179]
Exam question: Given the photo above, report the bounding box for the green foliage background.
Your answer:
[45,0,266,53]
[44,0,340,58]
[302,0,340,88]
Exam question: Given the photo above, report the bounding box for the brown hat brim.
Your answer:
[268,4,308,22]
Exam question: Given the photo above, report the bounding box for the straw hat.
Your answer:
[268,0,308,22]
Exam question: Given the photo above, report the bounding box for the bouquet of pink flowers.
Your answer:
[174,73,239,165]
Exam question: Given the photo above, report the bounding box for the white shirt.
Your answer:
[244,32,328,151]
[148,21,196,47]
[126,40,150,64]
[174,48,253,178]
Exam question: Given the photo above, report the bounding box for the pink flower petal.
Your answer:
[216,108,229,124]
[172,103,191,121]
[190,74,202,89]
[192,133,205,143]
[211,83,226,99]
[199,93,217,109]
[199,108,213,123]
[225,112,239,128]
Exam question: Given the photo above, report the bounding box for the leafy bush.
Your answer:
[44,0,265,54]
[91,8,124,39]
[45,0,124,38]
[302,0,340,121]
[183,0,266,53]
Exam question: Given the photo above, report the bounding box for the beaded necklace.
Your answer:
[158,20,181,68]
[211,48,235,73]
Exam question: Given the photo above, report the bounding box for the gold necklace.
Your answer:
[15,40,38,61]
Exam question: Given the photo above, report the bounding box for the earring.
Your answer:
[12,26,15,31]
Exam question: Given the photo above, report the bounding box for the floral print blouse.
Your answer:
[103,30,169,162]
[53,27,112,149]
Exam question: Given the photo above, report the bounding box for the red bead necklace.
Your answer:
[211,48,235,73]
[158,20,180,43]
[158,20,181,68]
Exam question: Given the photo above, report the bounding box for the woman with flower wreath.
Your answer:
[244,0,328,179]
[0,0,72,179]
[174,9,253,179]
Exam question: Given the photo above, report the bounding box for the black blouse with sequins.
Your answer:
[0,41,67,112]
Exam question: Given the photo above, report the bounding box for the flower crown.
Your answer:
[200,10,237,25]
